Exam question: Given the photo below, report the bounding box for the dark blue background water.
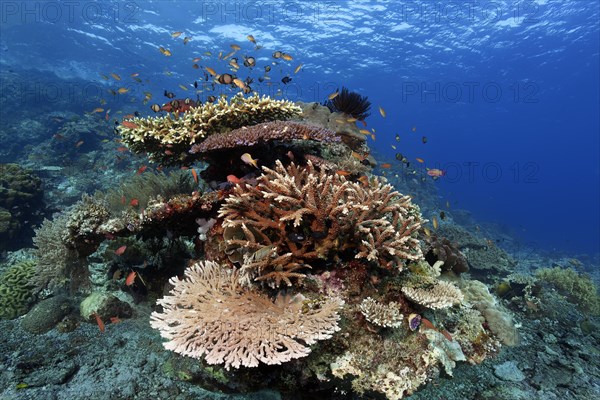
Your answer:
[1,0,598,254]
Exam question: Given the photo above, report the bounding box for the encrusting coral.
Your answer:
[217,159,424,287]
[118,93,302,165]
[150,260,343,370]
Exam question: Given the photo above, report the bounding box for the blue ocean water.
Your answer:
[0,0,598,255]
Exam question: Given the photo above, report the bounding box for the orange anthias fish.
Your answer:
[190,168,199,184]
[93,312,105,333]
[427,168,446,178]
[130,198,139,207]
[125,271,136,286]
[380,163,392,169]
[227,174,242,184]
[420,317,453,341]
[121,121,139,129]
[136,165,147,174]
[114,245,127,256]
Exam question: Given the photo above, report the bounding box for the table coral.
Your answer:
[118,93,302,165]
[189,120,340,154]
[150,260,343,370]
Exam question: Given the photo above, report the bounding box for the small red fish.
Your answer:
[105,112,110,121]
[358,175,369,187]
[125,271,136,286]
[226,174,242,184]
[121,195,126,205]
[190,168,198,184]
[110,316,122,324]
[136,165,147,174]
[114,245,127,256]
[427,168,446,178]
[93,312,105,333]
[130,198,139,207]
[121,121,139,129]
[116,146,128,152]
[335,170,351,176]
[75,140,84,148]
[420,317,435,331]
[122,114,135,119]
[441,329,453,342]
[380,163,392,169]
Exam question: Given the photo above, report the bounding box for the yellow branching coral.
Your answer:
[150,260,343,370]
[118,93,302,165]
[218,160,424,287]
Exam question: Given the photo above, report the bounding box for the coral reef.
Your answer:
[535,267,600,315]
[424,236,469,274]
[150,260,343,370]
[217,160,424,287]
[0,260,37,319]
[118,93,302,165]
[435,224,515,278]
[14,88,519,399]
[0,163,44,251]
[322,87,372,121]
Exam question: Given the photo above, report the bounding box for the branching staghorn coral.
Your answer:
[118,93,302,165]
[218,160,424,287]
[150,260,343,370]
